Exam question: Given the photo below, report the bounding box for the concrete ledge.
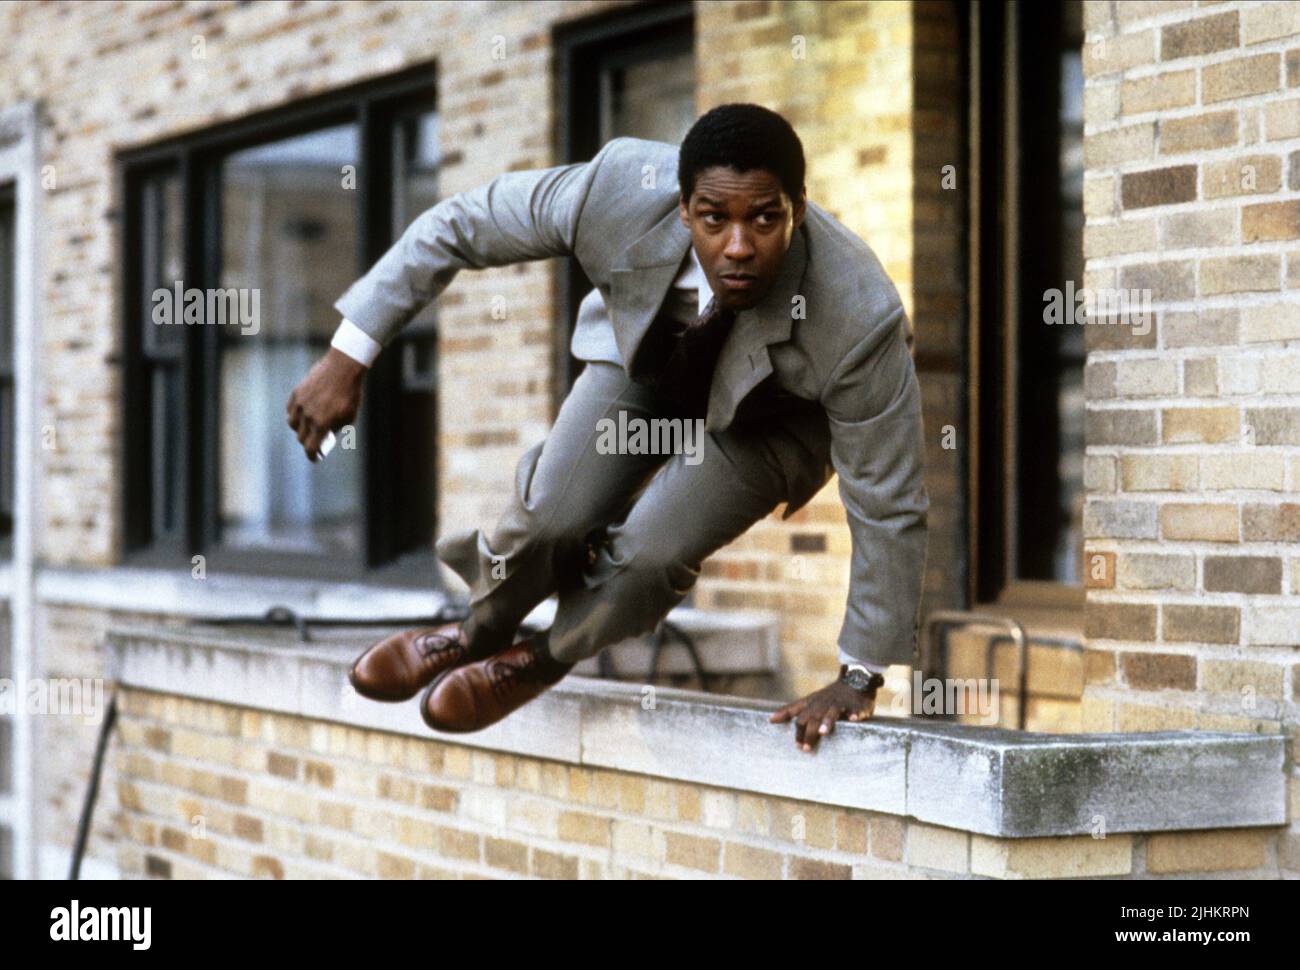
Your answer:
[42,564,779,676]
[105,625,1289,839]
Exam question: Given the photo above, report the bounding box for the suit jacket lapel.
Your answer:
[609,208,692,378]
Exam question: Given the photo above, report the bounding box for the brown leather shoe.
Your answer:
[420,635,573,733]
[348,622,494,702]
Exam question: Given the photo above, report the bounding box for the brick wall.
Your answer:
[0,0,632,565]
[2,0,672,872]
[691,0,968,695]
[1079,0,1299,874]
[110,686,1285,878]
[1,0,918,870]
[910,1,968,617]
[35,605,193,876]
[0,0,970,716]
[18,0,1295,880]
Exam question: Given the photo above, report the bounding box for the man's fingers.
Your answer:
[819,708,841,736]
[769,699,805,724]
[796,710,820,749]
[297,418,322,461]
[774,697,841,750]
[303,422,327,462]
[800,712,822,751]
[771,698,807,723]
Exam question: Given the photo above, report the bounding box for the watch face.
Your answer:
[843,668,872,691]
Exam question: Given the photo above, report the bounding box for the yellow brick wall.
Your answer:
[691,0,969,696]
[1079,0,1299,875]
[15,0,1293,881]
[0,0,974,717]
[107,687,1289,879]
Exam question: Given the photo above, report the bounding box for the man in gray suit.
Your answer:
[287,104,928,753]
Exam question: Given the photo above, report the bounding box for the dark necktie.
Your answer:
[652,295,737,417]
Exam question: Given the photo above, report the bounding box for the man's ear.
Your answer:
[678,194,690,226]
[792,186,807,229]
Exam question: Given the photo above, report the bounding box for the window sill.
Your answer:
[42,564,782,676]
[37,563,455,621]
[117,546,443,589]
[106,624,1287,839]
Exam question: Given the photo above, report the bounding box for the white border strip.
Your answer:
[0,100,41,881]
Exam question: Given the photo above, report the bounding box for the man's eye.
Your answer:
[703,213,724,225]
[757,212,779,225]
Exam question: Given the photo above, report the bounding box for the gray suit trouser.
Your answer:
[434,359,832,664]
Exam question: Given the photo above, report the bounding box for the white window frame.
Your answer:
[0,100,41,881]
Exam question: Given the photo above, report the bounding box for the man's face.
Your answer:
[679,165,806,312]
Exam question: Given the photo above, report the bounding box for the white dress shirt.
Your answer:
[675,243,713,317]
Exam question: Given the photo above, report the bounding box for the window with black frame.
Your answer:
[972,0,1085,603]
[554,2,695,404]
[0,182,14,557]
[121,69,441,582]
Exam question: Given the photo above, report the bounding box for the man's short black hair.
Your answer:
[678,103,806,205]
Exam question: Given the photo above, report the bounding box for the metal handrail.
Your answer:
[983,633,1084,701]
[200,603,471,643]
[922,610,1029,729]
[591,619,714,692]
[647,619,711,692]
[923,611,1086,730]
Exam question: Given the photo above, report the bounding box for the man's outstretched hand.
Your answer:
[769,679,879,754]
[286,347,367,461]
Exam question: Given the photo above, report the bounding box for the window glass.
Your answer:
[601,49,695,144]
[560,28,696,399]
[217,124,362,555]
[140,171,184,540]
[1053,41,1085,583]
[1009,0,1085,586]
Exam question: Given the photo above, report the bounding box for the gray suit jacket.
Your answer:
[335,136,929,668]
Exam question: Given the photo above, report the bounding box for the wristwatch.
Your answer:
[839,663,885,694]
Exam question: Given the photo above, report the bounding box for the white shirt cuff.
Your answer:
[840,652,889,676]
[330,318,382,367]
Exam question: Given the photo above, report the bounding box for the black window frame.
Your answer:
[0,181,15,559]
[118,64,442,584]
[552,1,695,415]
[968,0,1086,607]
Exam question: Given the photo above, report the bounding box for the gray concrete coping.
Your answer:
[105,625,1289,839]
[39,563,780,674]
